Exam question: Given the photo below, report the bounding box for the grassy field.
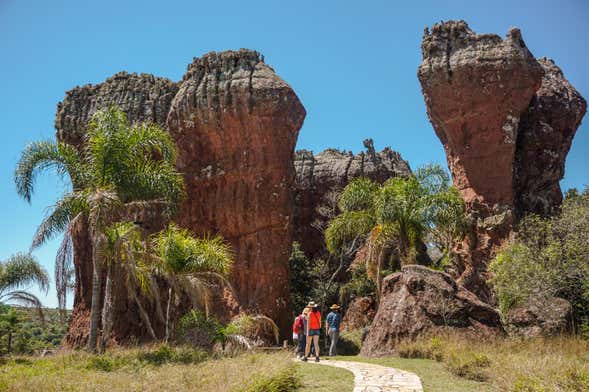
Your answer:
[367,334,589,391]
[339,355,491,391]
[0,345,354,392]
[1,336,587,391]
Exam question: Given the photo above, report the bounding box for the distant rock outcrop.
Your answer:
[418,21,586,301]
[293,139,411,260]
[360,266,504,357]
[56,51,305,345]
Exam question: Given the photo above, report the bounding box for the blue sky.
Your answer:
[1,0,588,308]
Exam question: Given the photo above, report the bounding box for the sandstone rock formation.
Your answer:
[55,72,180,346]
[360,266,504,357]
[293,139,411,260]
[505,297,572,338]
[515,58,587,216]
[341,296,376,332]
[56,51,305,344]
[167,49,305,336]
[418,21,586,301]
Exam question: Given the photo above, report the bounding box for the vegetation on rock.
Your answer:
[490,187,589,332]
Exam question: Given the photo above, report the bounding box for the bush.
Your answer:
[490,188,589,330]
[85,345,208,371]
[240,365,300,392]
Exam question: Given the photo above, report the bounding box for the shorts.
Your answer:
[308,329,321,336]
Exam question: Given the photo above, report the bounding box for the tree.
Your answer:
[14,107,185,352]
[325,164,466,296]
[152,224,233,342]
[0,253,49,318]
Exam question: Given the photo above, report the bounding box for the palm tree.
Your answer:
[14,107,185,352]
[152,224,233,342]
[0,253,49,322]
[325,164,466,296]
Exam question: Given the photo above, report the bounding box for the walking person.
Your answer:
[326,304,342,356]
[302,301,321,362]
[292,308,308,358]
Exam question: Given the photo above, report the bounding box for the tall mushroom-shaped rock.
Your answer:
[167,50,306,336]
[418,21,543,300]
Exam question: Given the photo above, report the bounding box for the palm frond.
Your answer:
[127,123,177,164]
[1,290,45,325]
[55,227,75,315]
[325,211,375,254]
[14,140,88,203]
[32,191,88,249]
[337,177,379,212]
[0,253,49,294]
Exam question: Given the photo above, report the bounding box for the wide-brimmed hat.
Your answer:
[329,304,341,310]
[307,301,317,308]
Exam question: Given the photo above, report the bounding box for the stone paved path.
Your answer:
[306,359,423,392]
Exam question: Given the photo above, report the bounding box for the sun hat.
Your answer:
[329,304,341,310]
[307,301,317,308]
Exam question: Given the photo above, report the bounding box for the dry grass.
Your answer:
[393,333,589,391]
[0,346,298,392]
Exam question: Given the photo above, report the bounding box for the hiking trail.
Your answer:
[307,358,423,392]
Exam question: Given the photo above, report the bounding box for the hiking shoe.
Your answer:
[315,357,320,362]
[301,356,308,362]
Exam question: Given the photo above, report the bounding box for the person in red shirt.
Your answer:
[302,301,321,362]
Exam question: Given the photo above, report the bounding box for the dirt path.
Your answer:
[307,359,423,392]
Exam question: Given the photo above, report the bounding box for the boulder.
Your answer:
[360,265,504,357]
[418,20,586,302]
[505,297,572,338]
[167,49,306,337]
[341,296,376,331]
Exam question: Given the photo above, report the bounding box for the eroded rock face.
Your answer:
[167,50,306,336]
[56,72,178,147]
[505,297,572,338]
[293,139,411,259]
[515,58,587,216]
[360,266,504,357]
[341,296,376,332]
[418,21,586,302]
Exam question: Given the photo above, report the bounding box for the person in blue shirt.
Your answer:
[325,304,342,356]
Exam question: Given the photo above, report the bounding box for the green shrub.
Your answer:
[137,344,207,365]
[240,366,300,392]
[490,188,589,329]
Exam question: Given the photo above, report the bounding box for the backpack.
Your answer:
[292,315,304,334]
